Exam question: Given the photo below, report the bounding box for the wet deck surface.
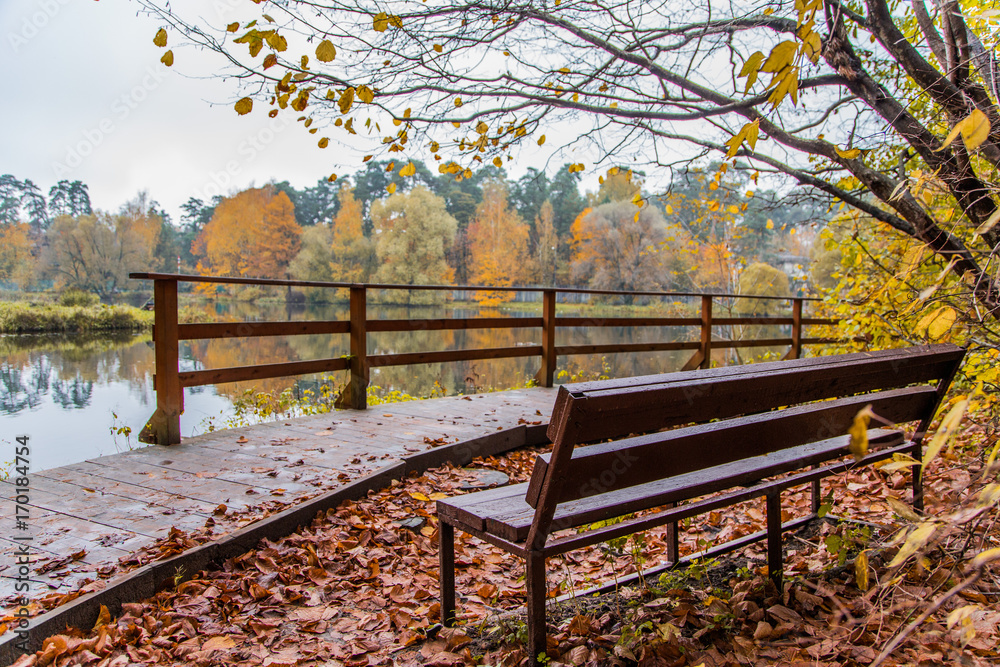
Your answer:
[0,388,557,601]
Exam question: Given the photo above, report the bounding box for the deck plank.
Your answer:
[1,388,556,601]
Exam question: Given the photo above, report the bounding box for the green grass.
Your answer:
[0,301,154,334]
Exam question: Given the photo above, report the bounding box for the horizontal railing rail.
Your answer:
[130,272,840,445]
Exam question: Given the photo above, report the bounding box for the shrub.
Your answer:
[0,301,153,333]
[59,289,100,308]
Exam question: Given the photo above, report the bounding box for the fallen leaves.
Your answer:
[8,421,1000,667]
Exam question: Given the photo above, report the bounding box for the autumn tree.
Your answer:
[570,201,668,301]
[288,225,334,283]
[142,0,1000,321]
[530,200,560,286]
[372,185,457,304]
[43,193,163,300]
[192,186,301,280]
[590,169,642,206]
[329,182,376,290]
[0,223,34,288]
[736,262,792,315]
[467,180,529,304]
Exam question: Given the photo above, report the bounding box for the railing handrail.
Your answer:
[128,272,823,302]
[133,274,839,446]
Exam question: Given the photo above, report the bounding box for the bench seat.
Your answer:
[436,344,966,667]
[439,428,905,543]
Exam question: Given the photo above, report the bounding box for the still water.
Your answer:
[1,299,772,472]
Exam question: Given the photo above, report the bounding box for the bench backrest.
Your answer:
[523,344,965,546]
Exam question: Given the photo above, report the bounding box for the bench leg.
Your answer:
[765,491,783,589]
[525,551,547,666]
[439,522,456,626]
[810,478,822,516]
[665,502,679,564]
[911,447,924,513]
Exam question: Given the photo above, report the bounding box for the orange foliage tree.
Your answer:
[330,183,375,290]
[192,186,301,281]
[467,180,528,305]
[0,222,34,288]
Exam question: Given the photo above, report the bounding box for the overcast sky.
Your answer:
[0,0,383,223]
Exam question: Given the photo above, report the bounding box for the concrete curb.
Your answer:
[0,423,548,665]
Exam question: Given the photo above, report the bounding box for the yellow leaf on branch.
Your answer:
[234,97,253,115]
[338,86,355,114]
[922,396,968,470]
[936,109,991,152]
[153,28,167,47]
[737,51,765,91]
[915,305,957,340]
[847,405,874,462]
[761,41,797,73]
[315,40,337,62]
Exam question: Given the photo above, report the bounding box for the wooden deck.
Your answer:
[0,388,557,602]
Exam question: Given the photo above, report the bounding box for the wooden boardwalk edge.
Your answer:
[0,423,549,664]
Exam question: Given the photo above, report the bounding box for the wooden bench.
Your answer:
[436,344,965,663]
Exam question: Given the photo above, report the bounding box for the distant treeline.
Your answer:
[0,161,828,305]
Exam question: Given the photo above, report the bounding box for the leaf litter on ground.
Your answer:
[6,423,1000,666]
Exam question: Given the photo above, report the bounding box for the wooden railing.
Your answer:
[130,273,838,445]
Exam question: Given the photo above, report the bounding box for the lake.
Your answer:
[0,298,782,472]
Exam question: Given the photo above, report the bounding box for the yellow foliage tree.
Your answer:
[530,200,559,287]
[372,185,457,304]
[468,180,528,305]
[192,186,301,282]
[330,183,376,294]
[43,195,163,300]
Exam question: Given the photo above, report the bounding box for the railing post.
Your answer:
[336,285,369,410]
[700,294,713,369]
[535,289,557,387]
[681,294,713,371]
[791,297,803,359]
[782,297,804,361]
[139,278,182,445]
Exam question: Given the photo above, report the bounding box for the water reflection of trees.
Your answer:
[180,302,720,399]
[51,377,94,409]
[0,333,154,415]
[1,301,802,417]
